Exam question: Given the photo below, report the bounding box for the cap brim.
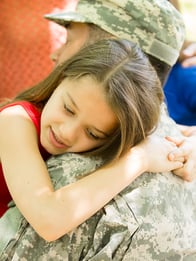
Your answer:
[44,12,92,27]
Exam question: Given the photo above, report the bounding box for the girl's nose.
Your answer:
[59,121,80,145]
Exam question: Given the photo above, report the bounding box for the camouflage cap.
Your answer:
[45,0,185,66]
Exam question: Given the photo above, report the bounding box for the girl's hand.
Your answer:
[131,134,184,173]
[166,135,196,182]
[178,124,196,137]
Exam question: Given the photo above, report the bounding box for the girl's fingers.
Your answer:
[165,136,184,146]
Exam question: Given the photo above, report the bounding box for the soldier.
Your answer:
[0,0,196,260]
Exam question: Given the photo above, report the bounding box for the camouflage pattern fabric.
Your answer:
[0,104,196,261]
[45,0,185,66]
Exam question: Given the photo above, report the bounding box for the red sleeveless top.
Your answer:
[0,101,49,217]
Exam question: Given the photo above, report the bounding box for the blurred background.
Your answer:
[180,0,196,41]
[0,0,77,99]
[0,0,195,99]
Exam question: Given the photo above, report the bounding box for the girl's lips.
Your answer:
[49,127,69,149]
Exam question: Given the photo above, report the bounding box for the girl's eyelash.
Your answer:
[64,104,74,115]
[87,130,100,140]
[89,132,100,140]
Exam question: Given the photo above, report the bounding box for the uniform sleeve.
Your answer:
[1,107,196,260]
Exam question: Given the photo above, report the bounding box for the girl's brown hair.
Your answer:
[9,39,163,162]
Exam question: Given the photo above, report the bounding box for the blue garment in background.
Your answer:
[164,62,196,126]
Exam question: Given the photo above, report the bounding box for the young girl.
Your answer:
[0,39,183,241]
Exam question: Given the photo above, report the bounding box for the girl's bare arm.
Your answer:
[0,106,183,242]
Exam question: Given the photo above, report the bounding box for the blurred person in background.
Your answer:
[164,0,196,127]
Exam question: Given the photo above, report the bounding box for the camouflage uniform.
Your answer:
[1,1,195,260]
[0,105,196,261]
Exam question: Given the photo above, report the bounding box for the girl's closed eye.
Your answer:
[86,129,106,141]
[64,104,75,115]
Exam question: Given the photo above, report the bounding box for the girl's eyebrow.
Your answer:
[66,92,110,137]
